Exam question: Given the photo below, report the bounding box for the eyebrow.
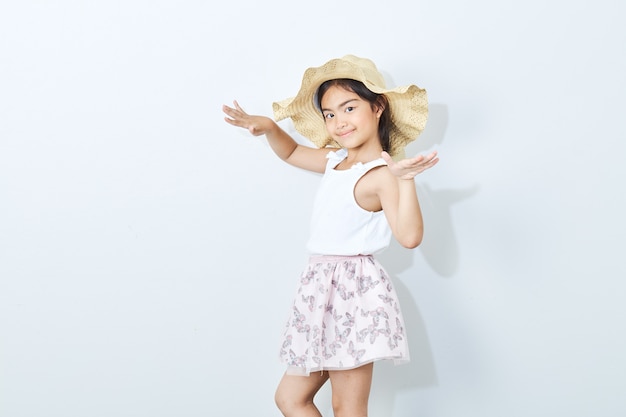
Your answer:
[321,98,358,113]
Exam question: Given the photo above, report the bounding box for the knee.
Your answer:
[274,389,290,415]
[332,398,368,417]
[275,388,311,416]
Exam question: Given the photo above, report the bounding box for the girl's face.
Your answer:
[320,85,382,152]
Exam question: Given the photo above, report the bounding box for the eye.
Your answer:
[345,106,355,113]
[323,112,334,120]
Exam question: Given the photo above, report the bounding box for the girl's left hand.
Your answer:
[382,150,439,180]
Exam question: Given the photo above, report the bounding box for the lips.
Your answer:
[337,129,354,138]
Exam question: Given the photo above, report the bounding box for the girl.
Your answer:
[222,55,438,417]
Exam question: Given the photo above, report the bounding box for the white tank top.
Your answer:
[306,149,392,256]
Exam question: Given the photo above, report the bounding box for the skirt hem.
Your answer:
[283,355,410,376]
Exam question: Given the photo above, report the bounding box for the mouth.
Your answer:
[337,129,354,139]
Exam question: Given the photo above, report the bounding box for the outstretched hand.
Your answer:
[223,100,275,136]
[382,150,439,180]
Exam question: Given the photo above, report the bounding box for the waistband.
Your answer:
[308,254,374,263]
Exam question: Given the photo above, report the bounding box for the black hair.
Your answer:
[316,79,392,153]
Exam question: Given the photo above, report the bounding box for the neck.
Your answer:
[344,144,383,165]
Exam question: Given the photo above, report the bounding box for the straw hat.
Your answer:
[272,55,428,158]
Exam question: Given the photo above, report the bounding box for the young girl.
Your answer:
[223,55,438,417]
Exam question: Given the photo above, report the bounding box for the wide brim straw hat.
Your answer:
[272,55,428,158]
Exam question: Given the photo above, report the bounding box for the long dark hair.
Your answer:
[316,79,392,153]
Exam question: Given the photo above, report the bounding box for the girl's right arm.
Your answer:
[223,100,329,173]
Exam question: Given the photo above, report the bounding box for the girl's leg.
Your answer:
[328,363,374,417]
[275,371,329,417]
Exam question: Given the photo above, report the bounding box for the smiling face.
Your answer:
[319,85,383,154]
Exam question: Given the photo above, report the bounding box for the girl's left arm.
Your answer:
[379,151,439,248]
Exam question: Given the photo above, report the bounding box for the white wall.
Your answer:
[1,1,624,416]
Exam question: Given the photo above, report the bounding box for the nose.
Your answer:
[334,113,347,128]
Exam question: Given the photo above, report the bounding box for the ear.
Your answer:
[374,97,386,117]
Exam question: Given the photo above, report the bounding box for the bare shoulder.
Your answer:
[363,164,397,191]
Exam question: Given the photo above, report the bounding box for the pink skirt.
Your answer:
[279,255,410,376]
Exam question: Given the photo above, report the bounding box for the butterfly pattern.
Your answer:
[280,255,409,375]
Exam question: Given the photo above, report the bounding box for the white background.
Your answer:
[1,1,624,416]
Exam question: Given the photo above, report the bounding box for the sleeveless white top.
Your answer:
[306,148,392,256]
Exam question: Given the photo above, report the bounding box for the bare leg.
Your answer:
[328,363,374,417]
[275,371,330,417]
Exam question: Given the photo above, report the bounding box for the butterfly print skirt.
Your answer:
[279,254,410,376]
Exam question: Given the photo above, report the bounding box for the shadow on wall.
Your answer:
[407,102,479,277]
[370,103,479,414]
[418,183,479,277]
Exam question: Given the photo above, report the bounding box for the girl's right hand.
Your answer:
[223,100,275,137]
